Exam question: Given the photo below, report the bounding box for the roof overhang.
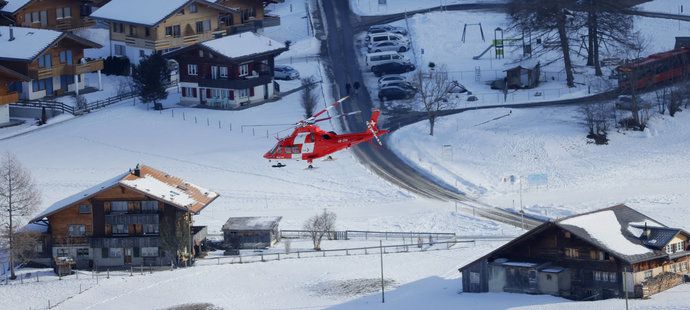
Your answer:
[91,0,238,28]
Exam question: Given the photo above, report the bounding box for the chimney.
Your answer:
[133,164,141,177]
[643,222,651,239]
[9,26,15,41]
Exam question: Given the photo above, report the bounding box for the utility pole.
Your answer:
[380,240,385,303]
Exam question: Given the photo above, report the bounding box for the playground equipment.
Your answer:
[494,27,505,59]
[473,27,530,60]
[461,23,485,43]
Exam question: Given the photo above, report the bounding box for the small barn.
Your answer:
[223,216,282,253]
[504,61,541,89]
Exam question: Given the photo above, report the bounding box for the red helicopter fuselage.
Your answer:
[263,110,388,164]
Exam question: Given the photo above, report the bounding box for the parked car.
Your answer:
[366,51,408,71]
[378,74,407,85]
[378,85,416,101]
[372,61,416,77]
[380,81,416,92]
[274,65,300,80]
[367,33,410,49]
[368,24,408,36]
[615,95,651,111]
[368,41,409,53]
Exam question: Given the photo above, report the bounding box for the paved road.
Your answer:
[319,0,542,230]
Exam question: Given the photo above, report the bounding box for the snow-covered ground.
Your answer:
[388,105,690,228]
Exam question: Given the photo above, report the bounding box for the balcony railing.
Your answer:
[28,59,104,80]
[90,236,160,248]
[0,92,19,105]
[193,74,273,89]
[52,236,90,246]
[105,213,159,225]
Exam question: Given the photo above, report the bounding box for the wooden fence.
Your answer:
[197,239,473,266]
[279,229,457,241]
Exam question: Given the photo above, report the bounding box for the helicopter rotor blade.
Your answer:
[312,110,362,124]
[308,96,349,121]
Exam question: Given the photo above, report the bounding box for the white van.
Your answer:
[367,33,409,48]
[365,51,408,71]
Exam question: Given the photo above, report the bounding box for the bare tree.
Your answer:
[508,0,578,87]
[668,89,683,117]
[654,87,668,115]
[413,65,457,136]
[302,209,337,251]
[579,102,613,144]
[0,153,41,280]
[300,76,319,118]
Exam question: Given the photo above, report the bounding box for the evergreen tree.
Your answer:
[132,53,170,110]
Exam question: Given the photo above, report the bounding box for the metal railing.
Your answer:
[280,229,457,240]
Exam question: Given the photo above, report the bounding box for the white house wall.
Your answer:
[0,104,9,124]
[111,41,154,65]
[20,74,87,100]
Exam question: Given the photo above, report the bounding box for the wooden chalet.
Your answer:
[459,205,690,300]
[90,0,239,64]
[214,0,281,33]
[0,64,29,124]
[165,31,287,108]
[30,165,219,269]
[0,0,109,31]
[222,216,281,254]
[0,26,103,100]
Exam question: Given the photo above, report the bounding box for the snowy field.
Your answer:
[388,105,690,228]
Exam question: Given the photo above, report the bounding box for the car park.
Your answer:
[366,51,408,70]
[274,65,300,80]
[368,41,409,53]
[378,85,416,101]
[371,61,416,77]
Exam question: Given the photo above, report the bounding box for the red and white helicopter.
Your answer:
[263,97,388,168]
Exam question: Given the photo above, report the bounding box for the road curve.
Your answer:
[318,0,542,230]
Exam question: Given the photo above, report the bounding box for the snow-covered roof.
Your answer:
[31,172,129,222]
[559,210,653,257]
[223,216,282,231]
[540,267,565,273]
[0,0,32,13]
[501,261,537,268]
[31,165,219,222]
[90,0,234,27]
[0,26,62,61]
[200,32,287,60]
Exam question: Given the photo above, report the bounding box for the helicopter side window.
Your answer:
[292,146,300,153]
[309,133,315,142]
[285,146,292,154]
[269,144,278,154]
[322,134,331,140]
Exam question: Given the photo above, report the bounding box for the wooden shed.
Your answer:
[222,216,282,254]
[504,61,541,89]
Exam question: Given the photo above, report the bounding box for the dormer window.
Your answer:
[189,3,198,13]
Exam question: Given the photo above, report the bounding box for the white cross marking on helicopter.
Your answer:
[294,132,309,145]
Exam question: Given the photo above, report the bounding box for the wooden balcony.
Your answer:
[0,92,19,105]
[105,213,159,225]
[90,236,161,248]
[28,59,104,80]
[153,30,226,50]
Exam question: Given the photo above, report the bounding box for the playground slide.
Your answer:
[472,44,494,60]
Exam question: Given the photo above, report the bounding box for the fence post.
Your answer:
[107,269,110,279]
[277,253,280,260]
[130,266,133,276]
[229,123,232,132]
[195,116,197,124]
[217,257,220,265]
[298,251,300,258]
[150,264,152,274]
[261,254,264,262]
[140,264,144,275]
[239,255,242,264]
[36,273,39,282]
[219,121,222,129]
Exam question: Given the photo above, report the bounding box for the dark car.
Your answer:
[372,61,416,77]
[378,86,416,101]
[380,81,416,92]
